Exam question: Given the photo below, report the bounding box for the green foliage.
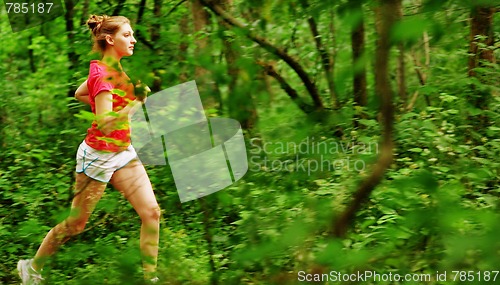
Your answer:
[1,0,499,284]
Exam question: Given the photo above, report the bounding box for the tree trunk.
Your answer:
[407,31,430,111]
[199,198,219,285]
[219,0,257,128]
[219,0,237,97]
[468,5,495,106]
[28,35,36,73]
[178,12,190,82]
[64,0,77,69]
[136,0,155,50]
[151,0,162,44]
[191,0,210,79]
[151,0,162,91]
[299,0,338,108]
[0,107,5,148]
[351,0,367,127]
[191,0,221,111]
[332,0,397,238]
[64,0,78,98]
[395,0,406,108]
[468,6,496,79]
[112,0,127,16]
[397,45,406,107]
[80,0,89,26]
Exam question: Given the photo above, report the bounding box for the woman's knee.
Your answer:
[71,221,87,235]
[54,219,86,238]
[140,205,161,224]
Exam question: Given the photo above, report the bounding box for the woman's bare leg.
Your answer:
[32,173,107,271]
[110,160,160,279]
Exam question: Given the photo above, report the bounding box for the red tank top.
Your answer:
[84,60,136,152]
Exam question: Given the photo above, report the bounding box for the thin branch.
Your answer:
[136,0,156,50]
[407,90,420,111]
[137,0,147,22]
[112,0,127,16]
[164,0,188,18]
[299,0,338,108]
[407,31,431,111]
[199,198,219,285]
[151,0,163,91]
[151,0,162,43]
[199,0,324,110]
[424,31,430,66]
[257,61,315,113]
[351,0,367,109]
[80,0,89,26]
[331,0,396,238]
[137,36,155,50]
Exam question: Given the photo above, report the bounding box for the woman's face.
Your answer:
[110,23,136,58]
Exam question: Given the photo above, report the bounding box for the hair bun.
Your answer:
[86,15,108,35]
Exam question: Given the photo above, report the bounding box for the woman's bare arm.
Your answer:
[75,80,90,105]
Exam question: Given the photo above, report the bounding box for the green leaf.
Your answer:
[74,110,95,122]
[414,170,439,191]
[111,88,126,97]
[391,18,431,42]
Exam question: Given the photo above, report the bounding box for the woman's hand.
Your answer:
[134,80,151,103]
[75,80,90,105]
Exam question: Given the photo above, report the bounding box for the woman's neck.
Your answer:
[101,55,122,71]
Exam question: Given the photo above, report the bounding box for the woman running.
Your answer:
[17,15,160,284]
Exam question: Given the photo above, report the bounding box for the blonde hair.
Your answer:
[86,15,130,53]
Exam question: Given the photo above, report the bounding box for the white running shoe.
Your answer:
[17,259,44,285]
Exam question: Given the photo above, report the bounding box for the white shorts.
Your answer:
[75,141,138,183]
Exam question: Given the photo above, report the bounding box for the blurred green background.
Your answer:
[1,0,499,284]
